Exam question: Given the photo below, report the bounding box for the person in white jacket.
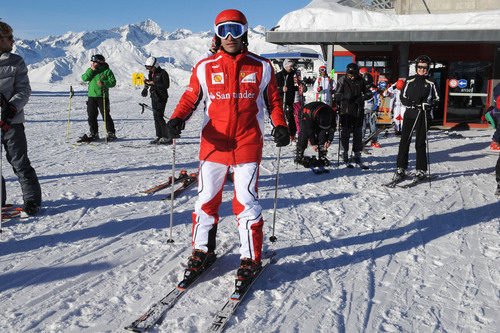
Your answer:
[313,66,335,106]
[384,79,406,135]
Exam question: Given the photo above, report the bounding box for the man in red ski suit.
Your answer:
[167,9,289,287]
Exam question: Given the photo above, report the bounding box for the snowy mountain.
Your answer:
[13,20,287,88]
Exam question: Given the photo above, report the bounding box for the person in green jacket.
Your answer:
[78,54,117,142]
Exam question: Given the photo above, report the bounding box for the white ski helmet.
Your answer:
[145,56,159,68]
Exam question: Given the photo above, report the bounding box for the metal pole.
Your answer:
[102,87,108,143]
[269,146,281,243]
[66,86,74,143]
[167,139,176,243]
[0,131,3,234]
[424,107,432,187]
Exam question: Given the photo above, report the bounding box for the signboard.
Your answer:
[449,79,458,88]
[458,79,467,89]
[132,73,144,85]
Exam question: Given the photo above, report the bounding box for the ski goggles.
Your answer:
[214,21,248,39]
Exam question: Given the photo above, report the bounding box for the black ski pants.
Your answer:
[1,124,42,206]
[340,114,364,155]
[86,96,115,135]
[151,95,168,139]
[397,108,428,171]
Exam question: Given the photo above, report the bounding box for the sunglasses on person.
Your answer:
[215,21,247,39]
[417,65,429,70]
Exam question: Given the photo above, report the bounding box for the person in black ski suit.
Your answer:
[335,63,371,165]
[142,57,171,144]
[276,59,298,139]
[393,55,439,182]
[0,21,42,216]
[294,101,336,167]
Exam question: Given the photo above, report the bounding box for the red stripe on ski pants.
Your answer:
[191,161,263,263]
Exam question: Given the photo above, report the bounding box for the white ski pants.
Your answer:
[192,160,264,262]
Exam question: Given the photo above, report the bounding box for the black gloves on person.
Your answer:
[166,117,185,138]
[271,125,290,147]
[141,87,148,97]
[0,94,16,131]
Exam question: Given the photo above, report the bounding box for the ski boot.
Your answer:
[490,141,500,151]
[77,133,99,143]
[23,200,41,216]
[234,258,262,295]
[353,152,369,170]
[495,184,500,197]
[149,137,160,144]
[383,168,406,187]
[294,147,305,166]
[157,137,173,145]
[318,149,331,167]
[413,169,427,182]
[107,132,117,142]
[178,249,216,289]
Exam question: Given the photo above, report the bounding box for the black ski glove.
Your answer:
[141,87,148,97]
[0,94,16,131]
[166,117,185,139]
[271,125,290,147]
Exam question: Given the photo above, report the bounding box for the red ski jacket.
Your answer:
[172,49,287,165]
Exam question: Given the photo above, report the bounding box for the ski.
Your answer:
[362,124,392,147]
[207,253,276,332]
[344,161,354,168]
[355,162,369,170]
[2,205,23,219]
[161,173,198,200]
[125,256,217,332]
[362,147,372,155]
[397,174,438,188]
[310,165,329,174]
[382,178,404,188]
[141,170,188,195]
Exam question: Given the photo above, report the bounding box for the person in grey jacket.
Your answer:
[0,21,41,216]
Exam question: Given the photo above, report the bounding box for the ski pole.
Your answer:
[102,86,108,143]
[0,130,3,234]
[167,139,176,243]
[269,146,281,243]
[66,86,74,143]
[337,115,341,167]
[424,106,432,187]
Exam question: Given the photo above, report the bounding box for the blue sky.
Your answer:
[2,0,310,40]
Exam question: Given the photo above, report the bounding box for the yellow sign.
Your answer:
[132,73,144,85]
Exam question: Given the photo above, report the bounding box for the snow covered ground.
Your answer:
[0,85,498,332]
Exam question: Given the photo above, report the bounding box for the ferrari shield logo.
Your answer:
[211,72,224,84]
